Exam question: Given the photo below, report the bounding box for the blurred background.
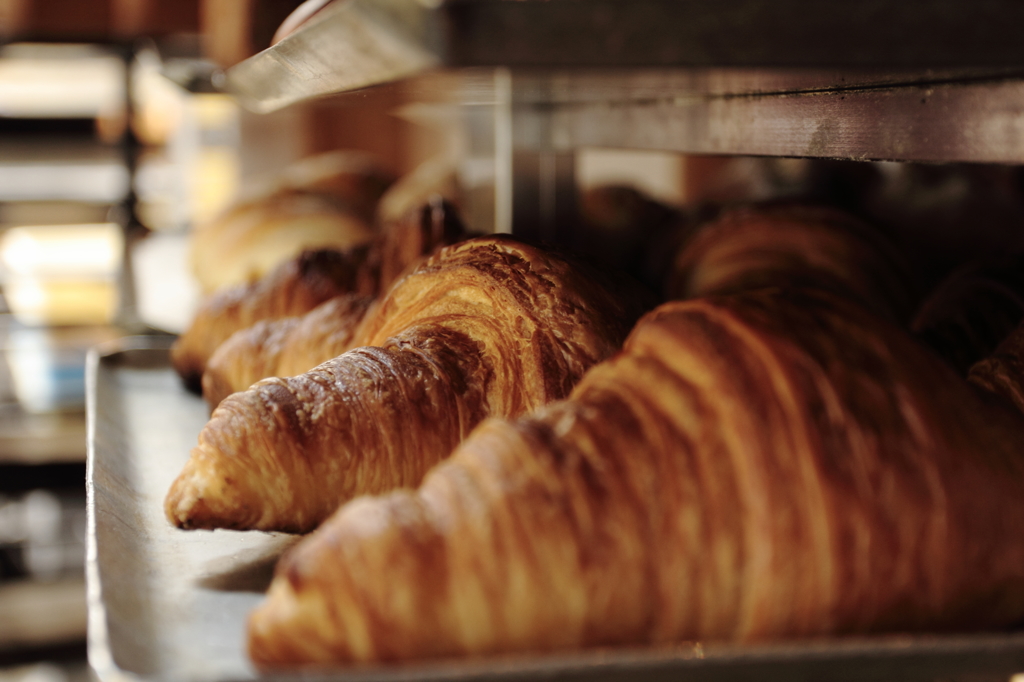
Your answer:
[10,3,1024,682]
[0,4,700,680]
[0,3,393,680]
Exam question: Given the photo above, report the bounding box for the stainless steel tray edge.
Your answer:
[87,336,176,682]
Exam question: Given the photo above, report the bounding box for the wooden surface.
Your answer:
[515,71,1024,163]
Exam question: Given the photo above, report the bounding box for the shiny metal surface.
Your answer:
[232,59,1024,163]
[225,0,1024,112]
[85,337,300,682]
[526,73,1024,163]
[85,337,1024,681]
[226,0,441,114]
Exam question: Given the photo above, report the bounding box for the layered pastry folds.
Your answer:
[165,237,653,533]
[201,293,374,408]
[170,247,375,392]
[248,289,1024,665]
[172,198,467,394]
[667,205,920,322]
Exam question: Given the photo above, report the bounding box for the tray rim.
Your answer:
[86,335,176,682]
[84,336,1024,682]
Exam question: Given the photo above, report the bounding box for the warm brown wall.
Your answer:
[201,0,304,68]
[0,0,198,39]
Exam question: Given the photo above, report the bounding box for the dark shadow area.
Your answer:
[197,536,301,593]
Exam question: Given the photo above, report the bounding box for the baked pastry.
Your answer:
[576,184,694,293]
[165,237,654,533]
[666,205,919,323]
[190,189,373,296]
[276,150,395,225]
[171,246,375,393]
[188,197,469,401]
[202,294,374,408]
[190,151,393,294]
[248,288,1024,665]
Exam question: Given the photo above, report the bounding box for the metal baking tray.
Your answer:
[226,0,1024,113]
[86,337,1024,682]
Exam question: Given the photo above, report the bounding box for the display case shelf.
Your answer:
[223,0,1024,236]
[226,0,1024,112]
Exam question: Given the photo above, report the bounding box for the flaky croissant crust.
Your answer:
[668,206,920,323]
[171,246,376,392]
[351,237,649,410]
[249,288,1024,666]
[166,237,653,534]
[202,293,374,408]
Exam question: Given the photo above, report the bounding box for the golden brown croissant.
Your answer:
[165,236,653,533]
[173,198,468,394]
[190,188,375,296]
[248,288,1024,666]
[202,294,374,408]
[170,246,376,392]
[667,205,920,322]
[190,151,393,294]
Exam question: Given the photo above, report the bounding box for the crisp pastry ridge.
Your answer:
[202,293,375,408]
[247,288,1024,665]
[166,236,654,533]
[667,205,920,323]
[173,198,467,397]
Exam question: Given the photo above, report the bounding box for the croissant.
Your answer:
[190,188,375,296]
[170,246,376,392]
[190,151,393,294]
[248,288,1024,666]
[574,184,694,292]
[165,236,653,533]
[667,205,919,322]
[202,294,374,408]
[173,198,468,394]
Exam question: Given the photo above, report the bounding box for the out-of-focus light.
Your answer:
[132,47,185,146]
[0,162,129,203]
[0,224,122,326]
[0,224,122,278]
[0,43,124,119]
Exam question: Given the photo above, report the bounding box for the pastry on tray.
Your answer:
[667,204,920,323]
[170,245,375,393]
[190,151,393,295]
[171,198,467,394]
[165,236,655,533]
[913,254,1024,376]
[201,293,374,409]
[248,287,1024,665]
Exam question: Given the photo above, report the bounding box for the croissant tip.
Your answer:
[200,369,232,411]
[164,480,200,529]
[247,577,303,668]
[170,344,205,394]
[164,460,229,531]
